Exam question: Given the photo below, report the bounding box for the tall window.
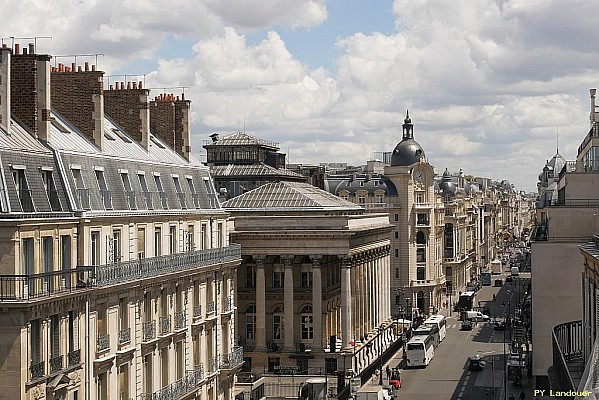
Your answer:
[416,248,426,263]
[301,268,312,288]
[50,314,60,359]
[68,310,78,353]
[245,305,256,340]
[172,176,186,209]
[121,173,136,210]
[187,177,200,208]
[417,267,426,281]
[12,167,34,212]
[169,226,177,254]
[91,232,100,265]
[138,173,152,210]
[154,175,168,209]
[186,225,195,252]
[200,223,207,250]
[415,192,424,204]
[137,227,146,259]
[246,265,256,288]
[154,227,162,257]
[272,267,284,288]
[416,231,426,244]
[273,307,283,340]
[42,237,54,274]
[72,167,89,209]
[112,230,122,263]
[95,169,112,210]
[30,319,42,364]
[375,193,384,203]
[42,169,61,211]
[301,305,314,340]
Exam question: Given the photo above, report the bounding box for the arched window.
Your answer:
[301,305,313,340]
[416,231,426,244]
[245,305,256,340]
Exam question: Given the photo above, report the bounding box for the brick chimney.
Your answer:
[174,95,191,161]
[150,93,191,160]
[51,62,104,150]
[0,44,10,133]
[10,43,51,140]
[104,81,150,150]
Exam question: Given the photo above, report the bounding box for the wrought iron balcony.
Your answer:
[222,296,233,313]
[175,310,187,330]
[68,349,81,367]
[119,327,131,344]
[50,355,63,373]
[207,301,216,315]
[208,357,218,374]
[193,305,202,320]
[141,320,155,342]
[0,245,241,302]
[29,360,45,380]
[552,320,585,393]
[159,315,172,336]
[97,334,110,353]
[220,346,244,370]
[149,364,205,400]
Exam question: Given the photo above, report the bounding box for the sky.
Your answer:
[3,0,599,192]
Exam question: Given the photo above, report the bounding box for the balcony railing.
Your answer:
[99,189,113,210]
[552,320,585,393]
[125,191,137,210]
[159,315,172,336]
[143,320,156,342]
[50,354,63,373]
[147,364,205,400]
[119,327,131,344]
[68,349,81,367]
[29,360,45,380]
[193,305,202,320]
[0,245,241,301]
[222,296,233,312]
[207,301,216,315]
[208,357,218,374]
[97,334,110,353]
[76,188,91,210]
[220,346,244,370]
[175,310,187,330]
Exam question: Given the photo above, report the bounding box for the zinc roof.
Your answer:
[207,132,279,149]
[223,181,363,211]
[211,163,305,179]
[0,120,52,154]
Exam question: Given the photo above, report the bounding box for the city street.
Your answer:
[382,270,531,400]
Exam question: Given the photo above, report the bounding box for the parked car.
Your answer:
[461,319,473,330]
[505,275,513,283]
[493,321,507,331]
[465,311,490,322]
[494,279,503,287]
[468,356,486,371]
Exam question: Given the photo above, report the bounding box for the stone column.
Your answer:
[340,256,353,351]
[283,255,295,351]
[311,255,323,351]
[254,255,267,351]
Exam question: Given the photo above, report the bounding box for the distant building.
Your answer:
[203,132,306,199]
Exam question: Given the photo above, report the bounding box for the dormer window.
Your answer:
[41,168,61,211]
[12,166,34,212]
[95,168,112,210]
[172,175,187,209]
[153,174,168,209]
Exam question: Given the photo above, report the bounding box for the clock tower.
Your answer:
[385,111,444,319]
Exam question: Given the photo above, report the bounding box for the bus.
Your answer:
[405,335,435,367]
[413,324,440,348]
[456,291,476,311]
[424,315,447,342]
[481,269,492,286]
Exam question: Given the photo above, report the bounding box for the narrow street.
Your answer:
[377,270,530,400]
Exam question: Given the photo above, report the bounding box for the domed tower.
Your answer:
[385,111,442,319]
[391,111,427,167]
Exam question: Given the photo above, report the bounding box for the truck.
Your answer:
[480,269,492,286]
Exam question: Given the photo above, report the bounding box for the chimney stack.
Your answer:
[10,44,51,140]
[51,63,105,150]
[0,45,11,132]
[149,93,191,160]
[104,80,150,150]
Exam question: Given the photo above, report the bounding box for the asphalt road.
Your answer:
[383,270,530,400]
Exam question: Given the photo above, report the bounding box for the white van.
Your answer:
[465,311,490,322]
[511,266,519,276]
